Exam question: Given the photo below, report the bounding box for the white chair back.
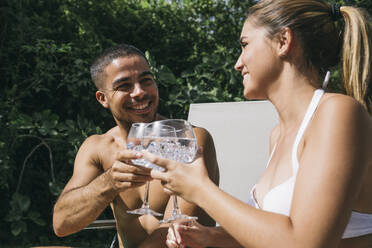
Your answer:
[188,101,278,203]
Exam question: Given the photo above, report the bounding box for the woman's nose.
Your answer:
[234,55,243,71]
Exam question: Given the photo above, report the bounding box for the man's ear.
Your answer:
[96,90,109,108]
[276,27,294,58]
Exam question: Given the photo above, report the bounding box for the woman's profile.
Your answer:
[144,0,372,247]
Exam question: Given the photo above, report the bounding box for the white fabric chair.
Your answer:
[187,100,278,203]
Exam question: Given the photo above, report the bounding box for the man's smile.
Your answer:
[127,100,152,114]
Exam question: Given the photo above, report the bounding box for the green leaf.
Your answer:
[33,218,46,226]
[11,221,27,236]
[49,129,59,136]
[12,193,31,212]
[28,211,40,220]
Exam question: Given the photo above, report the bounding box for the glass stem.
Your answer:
[142,181,150,209]
[172,195,181,216]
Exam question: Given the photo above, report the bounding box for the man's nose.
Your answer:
[130,82,145,98]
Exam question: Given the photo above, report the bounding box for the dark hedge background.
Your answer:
[0,0,370,247]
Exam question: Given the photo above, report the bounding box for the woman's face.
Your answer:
[235,20,283,100]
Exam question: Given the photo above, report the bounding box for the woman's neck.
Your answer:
[267,67,320,133]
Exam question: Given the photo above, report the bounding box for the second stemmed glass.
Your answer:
[144,119,198,224]
[126,122,163,217]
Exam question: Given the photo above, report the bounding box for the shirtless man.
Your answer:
[52,44,219,248]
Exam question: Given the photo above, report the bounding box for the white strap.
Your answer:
[291,89,324,174]
[265,144,277,169]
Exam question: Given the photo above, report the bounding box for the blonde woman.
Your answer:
[143,0,372,247]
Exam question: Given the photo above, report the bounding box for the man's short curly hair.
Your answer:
[90,44,148,89]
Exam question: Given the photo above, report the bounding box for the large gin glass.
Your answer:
[126,122,163,217]
[144,119,198,224]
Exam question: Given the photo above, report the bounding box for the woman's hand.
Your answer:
[142,148,211,203]
[166,220,210,248]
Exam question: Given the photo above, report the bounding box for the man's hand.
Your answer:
[107,149,153,192]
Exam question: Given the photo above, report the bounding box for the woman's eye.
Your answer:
[241,42,248,48]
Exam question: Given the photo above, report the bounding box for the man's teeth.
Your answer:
[131,102,149,110]
[244,74,249,80]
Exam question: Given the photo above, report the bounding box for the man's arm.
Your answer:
[138,127,220,247]
[53,135,151,237]
[53,135,116,236]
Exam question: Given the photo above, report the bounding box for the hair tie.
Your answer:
[331,3,342,21]
[322,71,331,89]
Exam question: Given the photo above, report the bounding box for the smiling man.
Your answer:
[52,44,219,248]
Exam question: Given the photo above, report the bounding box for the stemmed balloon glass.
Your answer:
[126,122,163,217]
[144,119,198,224]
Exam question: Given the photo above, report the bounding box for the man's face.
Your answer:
[98,55,159,126]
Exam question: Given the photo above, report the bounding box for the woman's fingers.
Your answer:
[167,226,179,248]
[112,161,151,176]
[168,225,176,241]
[116,149,143,161]
[173,224,182,244]
[163,187,174,195]
[112,172,152,182]
[150,167,167,181]
[150,169,177,195]
[142,150,175,170]
[166,240,178,248]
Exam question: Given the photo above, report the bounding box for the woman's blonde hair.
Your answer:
[342,6,371,113]
[247,0,372,113]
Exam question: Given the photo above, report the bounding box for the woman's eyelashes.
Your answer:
[240,42,248,48]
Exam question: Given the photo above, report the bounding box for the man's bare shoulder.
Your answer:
[83,126,120,147]
[76,126,121,167]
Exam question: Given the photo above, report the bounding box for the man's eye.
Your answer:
[115,84,132,91]
[141,78,154,85]
[241,42,248,48]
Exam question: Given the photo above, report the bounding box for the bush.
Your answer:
[0,0,366,246]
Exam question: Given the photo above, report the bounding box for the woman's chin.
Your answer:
[243,89,266,100]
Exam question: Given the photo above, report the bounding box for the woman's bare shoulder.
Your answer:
[317,93,371,125]
[308,92,372,146]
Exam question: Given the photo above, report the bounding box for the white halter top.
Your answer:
[247,89,372,239]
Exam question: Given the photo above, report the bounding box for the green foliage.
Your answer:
[0,0,370,246]
[0,0,251,246]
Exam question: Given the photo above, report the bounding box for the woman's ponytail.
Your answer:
[341,6,372,114]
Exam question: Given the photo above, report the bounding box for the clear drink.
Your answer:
[126,123,147,166]
[144,119,199,224]
[172,138,197,163]
[126,122,163,217]
[142,123,177,171]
